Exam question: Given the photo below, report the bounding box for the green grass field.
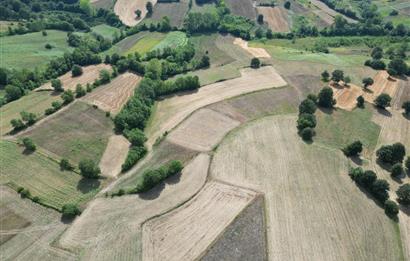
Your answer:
[0,140,100,210]
[91,24,121,40]
[315,106,381,157]
[21,101,114,164]
[0,30,73,70]
[124,32,167,55]
[153,31,188,51]
[0,91,61,135]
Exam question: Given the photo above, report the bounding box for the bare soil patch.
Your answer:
[167,108,241,151]
[146,66,286,147]
[83,72,141,114]
[99,135,130,178]
[233,38,271,58]
[257,7,290,32]
[36,64,112,91]
[60,154,210,260]
[142,181,257,261]
[115,0,158,26]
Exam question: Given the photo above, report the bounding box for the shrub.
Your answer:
[60,158,74,171]
[62,204,81,217]
[11,119,25,131]
[99,69,111,84]
[321,70,330,81]
[51,79,63,92]
[318,87,335,108]
[343,141,363,157]
[356,95,365,108]
[384,200,399,218]
[22,137,36,152]
[397,184,410,205]
[75,84,86,98]
[374,93,392,109]
[45,43,53,49]
[121,146,147,172]
[362,77,374,89]
[19,188,31,198]
[72,65,83,77]
[307,93,318,104]
[299,99,317,114]
[79,159,100,178]
[391,163,403,177]
[300,127,314,141]
[20,111,37,126]
[297,113,316,130]
[250,58,260,68]
[257,14,264,24]
[61,90,74,104]
[32,196,40,203]
[284,1,291,9]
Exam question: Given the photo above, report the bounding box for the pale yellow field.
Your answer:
[99,135,130,178]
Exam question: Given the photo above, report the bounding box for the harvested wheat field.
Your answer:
[59,154,210,260]
[146,66,286,147]
[330,84,363,110]
[166,108,241,151]
[257,7,290,32]
[233,38,271,58]
[36,64,112,91]
[115,0,157,26]
[362,70,399,103]
[142,181,257,261]
[210,115,402,261]
[99,135,130,178]
[0,186,76,261]
[83,72,141,114]
[310,0,357,23]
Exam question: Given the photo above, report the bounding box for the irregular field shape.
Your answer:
[257,7,290,32]
[83,72,141,114]
[233,38,271,58]
[147,0,190,27]
[309,0,357,23]
[115,0,158,26]
[166,108,241,151]
[146,66,286,147]
[142,181,257,261]
[225,0,257,19]
[99,135,130,178]
[210,115,402,261]
[60,154,210,260]
[36,64,112,91]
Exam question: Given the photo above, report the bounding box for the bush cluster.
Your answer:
[376,142,406,165]
[297,95,317,141]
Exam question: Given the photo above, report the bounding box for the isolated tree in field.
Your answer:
[250,58,260,69]
[374,93,391,109]
[318,87,335,108]
[71,65,83,77]
[62,204,81,218]
[397,184,410,205]
[321,70,329,82]
[388,58,408,76]
[146,2,153,15]
[356,95,365,108]
[384,200,399,218]
[362,77,374,89]
[402,101,410,115]
[297,113,316,130]
[371,47,383,60]
[299,99,317,114]
[284,1,291,9]
[391,163,403,177]
[61,90,74,104]
[331,70,344,83]
[344,76,351,86]
[22,137,36,152]
[79,159,100,179]
[257,14,264,24]
[51,79,63,92]
[343,141,363,157]
[135,9,142,19]
[300,127,314,141]
[60,158,74,171]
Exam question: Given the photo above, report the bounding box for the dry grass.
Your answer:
[257,7,290,32]
[99,135,130,178]
[59,154,210,260]
[142,181,257,261]
[145,66,287,147]
[114,0,158,26]
[83,72,141,114]
[233,38,271,58]
[36,64,112,91]
[210,115,402,260]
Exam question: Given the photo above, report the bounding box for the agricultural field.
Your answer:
[152,31,188,51]
[210,115,403,260]
[257,6,290,32]
[107,31,150,54]
[90,0,115,10]
[0,30,73,70]
[225,0,257,20]
[83,72,141,114]
[91,24,121,40]
[114,0,158,26]
[20,101,114,164]
[144,0,190,27]
[0,141,100,210]
[124,32,167,55]
[99,135,130,178]
[371,0,410,26]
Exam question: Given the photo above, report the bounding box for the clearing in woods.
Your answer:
[83,72,141,114]
[99,135,130,178]
[145,66,287,147]
[0,141,100,210]
[0,186,76,260]
[59,154,210,260]
[20,101,114,164]
[257,7,290,32]
[142,181,258,261]
[36,64,112,91]
[114,0,158,26]
[210,115,402,261]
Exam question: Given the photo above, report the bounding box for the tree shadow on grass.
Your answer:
[376,158,392,172]
[399,204,410,217]
[77,178,101,194]
[60,215,76,224]
[138,182,165,200]
[349,155,363,166]
[164,171,182,185]
[22,148,35,155]
[375,106,392,117]
[318,106,334,115]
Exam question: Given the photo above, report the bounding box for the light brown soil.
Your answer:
[233,38,271,58]
[83,72,141,114]
[146,66,286,147]
[36,64,112,91]
[59,154,210,260]
[257,7,290,32]
[166,108,241,151]
[114,0,158,26]
[330,84,363,110]
[210,115,402,261]
[99,135,130,178]
[142,181,257,261]
[363,70,399,103]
